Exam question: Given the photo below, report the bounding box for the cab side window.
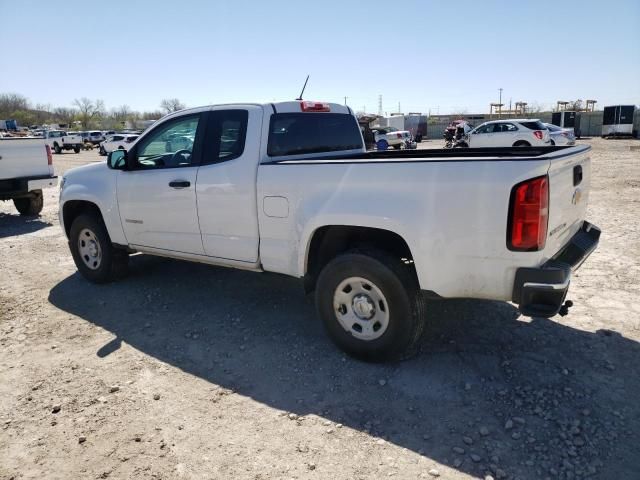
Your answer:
[202,110,248,165]
[134,115,201,169]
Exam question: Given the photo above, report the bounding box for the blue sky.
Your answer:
[1,0,638,114]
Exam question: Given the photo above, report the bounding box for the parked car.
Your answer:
[372,127,413,149]
[0,137,57,215]
[545,123,576,146]
[87,131,105,145]
[463,119,550,148]
[59,100,599,361]
[43,130,84,154]
[75,131,89,143]
[99,134,139,155]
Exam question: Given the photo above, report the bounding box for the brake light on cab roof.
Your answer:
[300,101,330,112]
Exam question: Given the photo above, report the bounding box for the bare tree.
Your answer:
[527,102,546,113]
[53,107,77,127]
[142,110,164,120]
[566,99,584,111]
[73,97,105,129]
[0,93,30,117]
[160,98,185,114]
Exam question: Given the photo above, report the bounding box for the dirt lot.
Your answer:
[1,139,639,480]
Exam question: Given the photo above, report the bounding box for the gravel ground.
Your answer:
[1,138,639,480]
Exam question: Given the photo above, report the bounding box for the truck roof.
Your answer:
[164,101,353,118]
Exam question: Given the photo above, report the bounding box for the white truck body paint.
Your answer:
[60,101,593,302]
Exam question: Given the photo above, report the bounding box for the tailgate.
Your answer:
[544,145,591,259]
[0,138,51,180]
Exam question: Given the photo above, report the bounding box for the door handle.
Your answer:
[169,180,190,188]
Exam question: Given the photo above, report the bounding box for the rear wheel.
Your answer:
[315,248,426,362]
[74,146,81,153]
[99,145,107,156]
[53,143,62,154]
[13,190,43,216]
[513,141,531,147]
[69,213,129,283]
[550,139,556,146]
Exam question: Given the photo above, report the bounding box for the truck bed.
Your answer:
[264,145,584,164]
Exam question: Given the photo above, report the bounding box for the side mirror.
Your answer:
[107,149,127,170]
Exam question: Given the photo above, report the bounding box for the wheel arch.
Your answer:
[302,225,417,293]
[61,200,104,238]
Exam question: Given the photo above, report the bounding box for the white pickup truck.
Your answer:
[44,130,84,154]
[1,138,58,215]
[59,101,600,361]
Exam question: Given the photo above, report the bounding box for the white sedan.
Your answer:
[463,119,551,148]
[545,123,576,146]
[99,134,139,155]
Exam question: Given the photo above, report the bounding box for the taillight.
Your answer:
[45,145,53,165]
[300,101,330,112]
[508,175,549,251]
[396,133,403,139]
[533,130,544,140]
[561,132,569,138]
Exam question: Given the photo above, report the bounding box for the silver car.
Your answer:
[545,123,575,146]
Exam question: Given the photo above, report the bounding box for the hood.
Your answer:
[63,160,109,183]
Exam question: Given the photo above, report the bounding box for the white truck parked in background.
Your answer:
[59,101,600,361]
[0,138,57,215]
[44,130,83,154]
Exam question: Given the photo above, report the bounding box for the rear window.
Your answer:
[267,113,363,157]
[519,121,546,130]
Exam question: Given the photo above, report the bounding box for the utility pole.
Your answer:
[398,102,401,114]
[344,96,348,106]
[499,87,503,117]
[378,95,383,117]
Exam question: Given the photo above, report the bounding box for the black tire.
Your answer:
[513,141,531,147]
[53,143,62,154]
[74,146,81,153]
[69,213,129,283]
[99,146,106,156]
[393,144,402,150]
[13,190,43,216]
[315,248,426,362]
[550,139,556,146]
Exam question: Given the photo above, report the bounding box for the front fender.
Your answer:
[59,166,126,245]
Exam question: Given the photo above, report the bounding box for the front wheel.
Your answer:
[99,146,106,156]
[69,213,129,283]
[315,249,426,362]
[13,190,43,216]
[53,143,62,154]
[74,146,81,153]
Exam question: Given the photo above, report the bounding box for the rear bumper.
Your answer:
[512,221,601,317]
[0,175,57,200]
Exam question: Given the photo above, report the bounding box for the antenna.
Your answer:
[296,75,310,101]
